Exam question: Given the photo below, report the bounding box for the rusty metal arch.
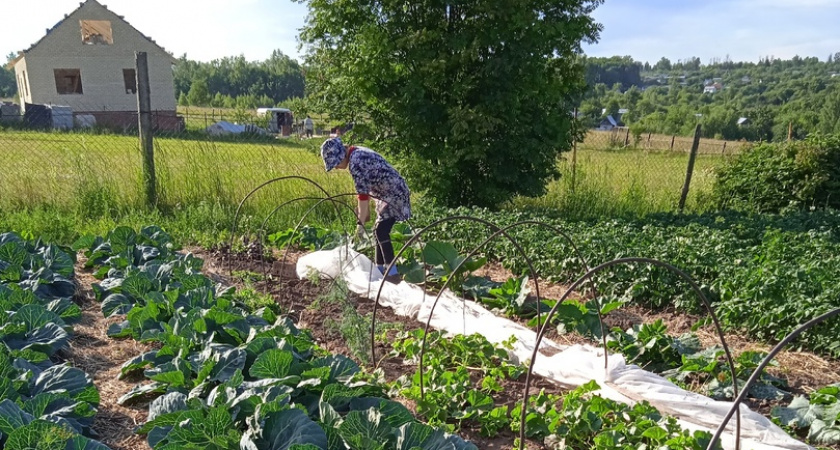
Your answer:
[255,195,356,286]
[227,176,334,273]
[272,192,419,305]
[410,221,595,401]
[370,216,591,370]
[518,257,740,450]
[707,306,840,450]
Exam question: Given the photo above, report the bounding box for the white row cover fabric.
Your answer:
[296,247,812,450]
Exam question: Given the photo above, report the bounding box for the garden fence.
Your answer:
[0,59,747,217]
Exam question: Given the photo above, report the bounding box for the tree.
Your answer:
[653,57,671,72]
[820,85,840,135]
[187,78,211,106]
[299,0,603,208]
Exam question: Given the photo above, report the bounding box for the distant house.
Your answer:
[741,75,752,83]
[598,114,624,131]
[703,83,723,94]
[7,0,181,130]
[737,117,750,126]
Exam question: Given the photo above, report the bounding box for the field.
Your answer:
[0,128,730,240]
[2,126,840,449]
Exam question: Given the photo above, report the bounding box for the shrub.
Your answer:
[712,134,840,213]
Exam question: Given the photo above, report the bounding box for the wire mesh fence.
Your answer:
[1,97,744,219]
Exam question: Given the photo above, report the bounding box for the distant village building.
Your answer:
[703,83,723,94]
[598,115,623,131]
[737,117,750,126]
[7,0,181,130]
[597,109,628,131]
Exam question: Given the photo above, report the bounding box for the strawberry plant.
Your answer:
[664,349,791,401]
[390,330,523,435]
[606,319,700,372]
[511,381,723,449]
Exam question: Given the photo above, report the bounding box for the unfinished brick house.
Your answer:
[8,0,182,130]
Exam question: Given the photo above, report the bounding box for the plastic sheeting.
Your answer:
[296,247,813,450]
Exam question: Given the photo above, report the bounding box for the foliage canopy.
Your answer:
[712,133,840,213]
[299,0,603,207]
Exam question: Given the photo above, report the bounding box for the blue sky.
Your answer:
[3,0,839,65]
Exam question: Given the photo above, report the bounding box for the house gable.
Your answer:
[11,0,177,113]
[18,0,176,64]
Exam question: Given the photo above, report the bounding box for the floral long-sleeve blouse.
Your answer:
[348,146,411,222]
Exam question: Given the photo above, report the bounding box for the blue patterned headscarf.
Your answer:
[321,138,347,172]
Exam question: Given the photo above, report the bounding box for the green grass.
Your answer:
[0,129,358,242]
[514,146,726,219]
[0,128,733,244]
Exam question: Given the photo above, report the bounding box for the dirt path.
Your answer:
[68,260,153,450]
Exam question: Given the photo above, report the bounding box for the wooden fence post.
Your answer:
[624,127,631,147]
[647,132,652,149]
[679,124,702,212]
[722,141,727,155]
[136,52,156,208]
[670,135,676,151]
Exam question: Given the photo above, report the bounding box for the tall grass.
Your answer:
[1,129,732,245]
[0,129,359,243]
[513,147,725,219]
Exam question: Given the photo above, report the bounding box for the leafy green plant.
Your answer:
[390,330,523,435]
[511,381,722,449]
[416,241,487,292]
[772,384,840,446]
[606,319,700,372]
[268,225,344,251]
[713,134,840,213]
[665,349,790,401]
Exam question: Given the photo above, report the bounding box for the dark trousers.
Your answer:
[374,218,397,265]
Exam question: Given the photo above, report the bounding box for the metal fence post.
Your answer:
[679,124,702,211]
[136,51,156,207]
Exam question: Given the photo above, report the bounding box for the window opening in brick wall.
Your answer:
[80,20,113,45]
[123,69,137,94]
[54,69,83,95]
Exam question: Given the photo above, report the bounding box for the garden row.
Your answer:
[70,225,482,449]
[57,223,724,449]
[265,227,731,448]
[276,221,840,447]
[408,204,840,359]
[0,232,110,449]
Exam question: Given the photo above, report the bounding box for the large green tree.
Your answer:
[299,0,603,208]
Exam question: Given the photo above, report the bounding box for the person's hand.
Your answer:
[355,223,366,240]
